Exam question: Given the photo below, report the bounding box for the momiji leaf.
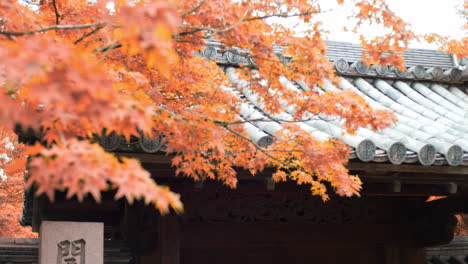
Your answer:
[27,139,183,213]
[24,142,44,156]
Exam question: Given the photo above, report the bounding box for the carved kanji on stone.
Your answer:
[57,239,86,264]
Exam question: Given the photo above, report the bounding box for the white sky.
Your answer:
[314,0,466,49]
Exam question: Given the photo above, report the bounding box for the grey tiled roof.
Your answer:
[326,41,454,69]
[426,236,468,264]
[202,40,466,83]
[99,42,468,167]
[223,69,468,167]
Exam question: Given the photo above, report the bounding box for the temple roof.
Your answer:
[226,70,467,167]
[99,42,468,167]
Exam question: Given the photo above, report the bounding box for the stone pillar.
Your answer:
[39,221,104,264]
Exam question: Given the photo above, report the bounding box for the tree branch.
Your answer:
[94,42,122,53]
[180,0,209,17]
[244,10,322,22]
[0,22,108,37]
[177,9,326,38]
[52,0,61,25]
[217,116,321,126]
[74,24,106,44]
[177,29,204,37]
[183,5,250,33]
[222,125,288,168]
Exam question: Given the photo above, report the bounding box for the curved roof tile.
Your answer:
[101,42,467,167]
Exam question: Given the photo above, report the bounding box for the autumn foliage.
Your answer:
[0,0,464,230]
[0,128,34,237]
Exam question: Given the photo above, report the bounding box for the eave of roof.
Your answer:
[97,41,467,168]
[202,40,467,84]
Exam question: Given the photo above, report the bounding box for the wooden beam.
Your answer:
[346,162,468,175]
[116,152,172,164]
[120,152,468,176]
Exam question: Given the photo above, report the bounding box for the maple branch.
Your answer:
[220,116,320,126]
[244,9,326,22]
[183,5,251,34]
[222,125,288,168]
[0,22,108,37]
[52,0,61,25]
[179,8,328,37]
[74,24,106,44]
[97,40,120,61]
[95,42,122,53]
[177,29,204,37]
[180,0,209,17]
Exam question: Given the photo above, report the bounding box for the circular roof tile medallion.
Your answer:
[334,59,349,73]
[449,68,462,81]
[388,142,407,165]
[392,66,406,78]
[257,136,274,148]
[411,65,426,79]
[375,65,389,76]
[354,61,369,74]
[203,46,217,60]
[138,134,163,153]
[429,66,444,80]
[446,145,463,166]
[418,144,436,166]
[356,139,376,162]
[247,56,257,67]
[225,49,242,64]
[408,65,426,79]
[99,131,121,152]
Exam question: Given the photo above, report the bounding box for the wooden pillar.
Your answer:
[138,215,180,264]
[32,195,46,232]
[400,247,425,264]
[383,243,400,264]
[159,215,180,264]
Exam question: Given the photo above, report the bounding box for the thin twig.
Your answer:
[52,0,61,25]
[97,40,120,61]
[177,29,204,37]
[94,42,122,53]
[179,8,325,36]
[183,5,250,33]
[223,125,288,168]
[74,24,106,44]
[217,116,320,126]
[244,10,320,22]
[181,0,209,17]
[0,22,108,37]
